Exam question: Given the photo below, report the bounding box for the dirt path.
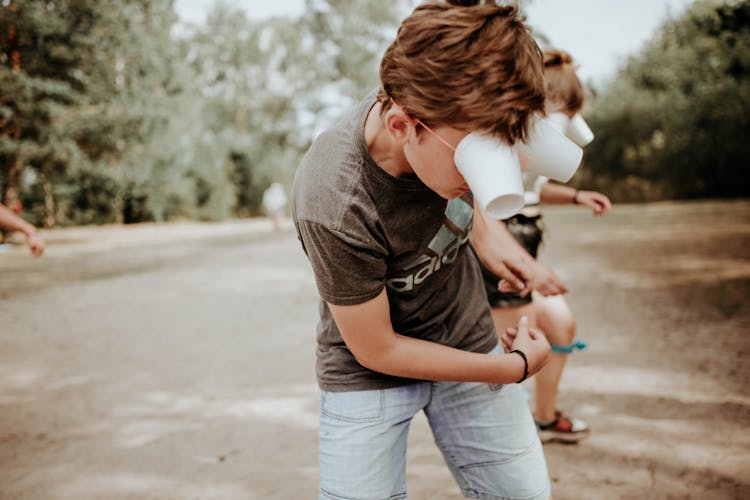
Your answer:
[1,200,748,499]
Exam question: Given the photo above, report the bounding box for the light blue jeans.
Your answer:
[319,367,550,499]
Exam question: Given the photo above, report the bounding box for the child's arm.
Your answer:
[0,203,45,256]
[470,202,566,296]
[328,288,550,384]
[539,183,612,215]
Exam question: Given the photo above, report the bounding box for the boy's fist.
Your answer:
[506,316,550,376]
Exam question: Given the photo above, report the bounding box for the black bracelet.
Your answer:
[510,349,529,383]
[572,190,580,204]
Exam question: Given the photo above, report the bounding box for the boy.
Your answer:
[293,3,551,498]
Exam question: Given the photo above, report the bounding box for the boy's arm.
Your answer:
[470,201,565,296]
[539,183,612,215]
[328,288,550,384]
[470,201,532,293]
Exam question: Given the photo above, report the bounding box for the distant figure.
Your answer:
[262,182,288,232]
[0,203,45,256]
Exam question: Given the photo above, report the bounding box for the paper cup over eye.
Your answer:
[454,132,524,219]
[546,112,570,133]
[566,114,595,147]
[517,117,583,183]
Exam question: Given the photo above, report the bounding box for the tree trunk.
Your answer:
[3,155,22,209]
[8,2,21,75]
[113,189,124,224]
[40,168,56,228]
[234,102,246,133]
[3,2,23,208]
[113,162,124,224]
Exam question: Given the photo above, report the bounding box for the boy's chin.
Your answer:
[444,186,471,199]
[424,181,470,200]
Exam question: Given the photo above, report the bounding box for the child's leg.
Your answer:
[270,210,284,231]
[318,384,429,499]
[425,350,550,500]
[532,293,588,443]
[531,293,575,422]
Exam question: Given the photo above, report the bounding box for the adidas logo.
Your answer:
[386,197,473,293]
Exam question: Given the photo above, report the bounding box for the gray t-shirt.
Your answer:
[292,92,498,391]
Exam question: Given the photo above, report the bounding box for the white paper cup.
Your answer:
[546,112,570,133]
[566,114,595,147]
[517,117,583,183]
[454,132,524,219]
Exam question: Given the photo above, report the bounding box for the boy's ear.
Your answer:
[383,106,415,146]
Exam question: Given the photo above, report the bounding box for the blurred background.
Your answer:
[1,0,747,229]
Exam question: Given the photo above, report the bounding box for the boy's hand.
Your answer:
[507,316,550,376]
[495,256,534,296]
[530,261,566,296]
[576,190,612,216]
[470,201,534,295]
[500,319,528,352]
[500,259,565,296]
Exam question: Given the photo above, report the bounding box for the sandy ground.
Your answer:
[0,200,748,500]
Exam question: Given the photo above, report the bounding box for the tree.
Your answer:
[0,1,223,225]
[0,0,92,226]
[581,0,750,200]
[181,0,412,217]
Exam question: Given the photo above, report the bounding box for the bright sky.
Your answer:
[174,0,307,23]
[174,0,697,85]
[525,0,695,84]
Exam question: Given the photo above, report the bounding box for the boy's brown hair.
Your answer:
[543,50,585,114]
[377,1,545,145]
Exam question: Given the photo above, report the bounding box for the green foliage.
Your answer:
[181,0,411,218]
[581,0,750,201]
[0,0,413,226]
[301,0,410,100]
[0,0,212,225]
[181,4,303,217]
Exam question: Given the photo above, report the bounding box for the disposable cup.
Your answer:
[454,132,524,219]
[517,117,583,182]
[566,113,595,147]
[546,112,570,133]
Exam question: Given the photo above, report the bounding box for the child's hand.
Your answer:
[576,190,612,216]
[508,316,550,376]
[26,231,45,257]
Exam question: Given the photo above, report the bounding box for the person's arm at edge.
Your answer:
[0,203,45,256]
[328,288,549,385]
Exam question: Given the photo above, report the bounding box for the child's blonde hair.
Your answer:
[543,50,585,114]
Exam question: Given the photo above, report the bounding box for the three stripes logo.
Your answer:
[386,197,473,293]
